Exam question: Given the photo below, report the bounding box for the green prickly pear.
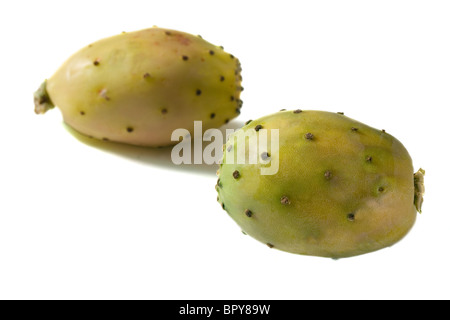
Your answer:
[216,110,424,259]
[34,27,243,147]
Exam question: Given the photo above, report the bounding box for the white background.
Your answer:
[0,0,448,300]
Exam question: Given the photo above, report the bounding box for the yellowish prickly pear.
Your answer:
[34,27,243,147]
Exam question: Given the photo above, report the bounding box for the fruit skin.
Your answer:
[34,27,243,147]
[216,110,424,259]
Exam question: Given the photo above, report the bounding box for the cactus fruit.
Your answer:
[34,27,243,147]
[216,110,424,258]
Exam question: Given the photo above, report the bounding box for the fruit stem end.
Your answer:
[34,80,55,114]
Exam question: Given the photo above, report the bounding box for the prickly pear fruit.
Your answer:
[34,27,243,147]
[216,110,424,258]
